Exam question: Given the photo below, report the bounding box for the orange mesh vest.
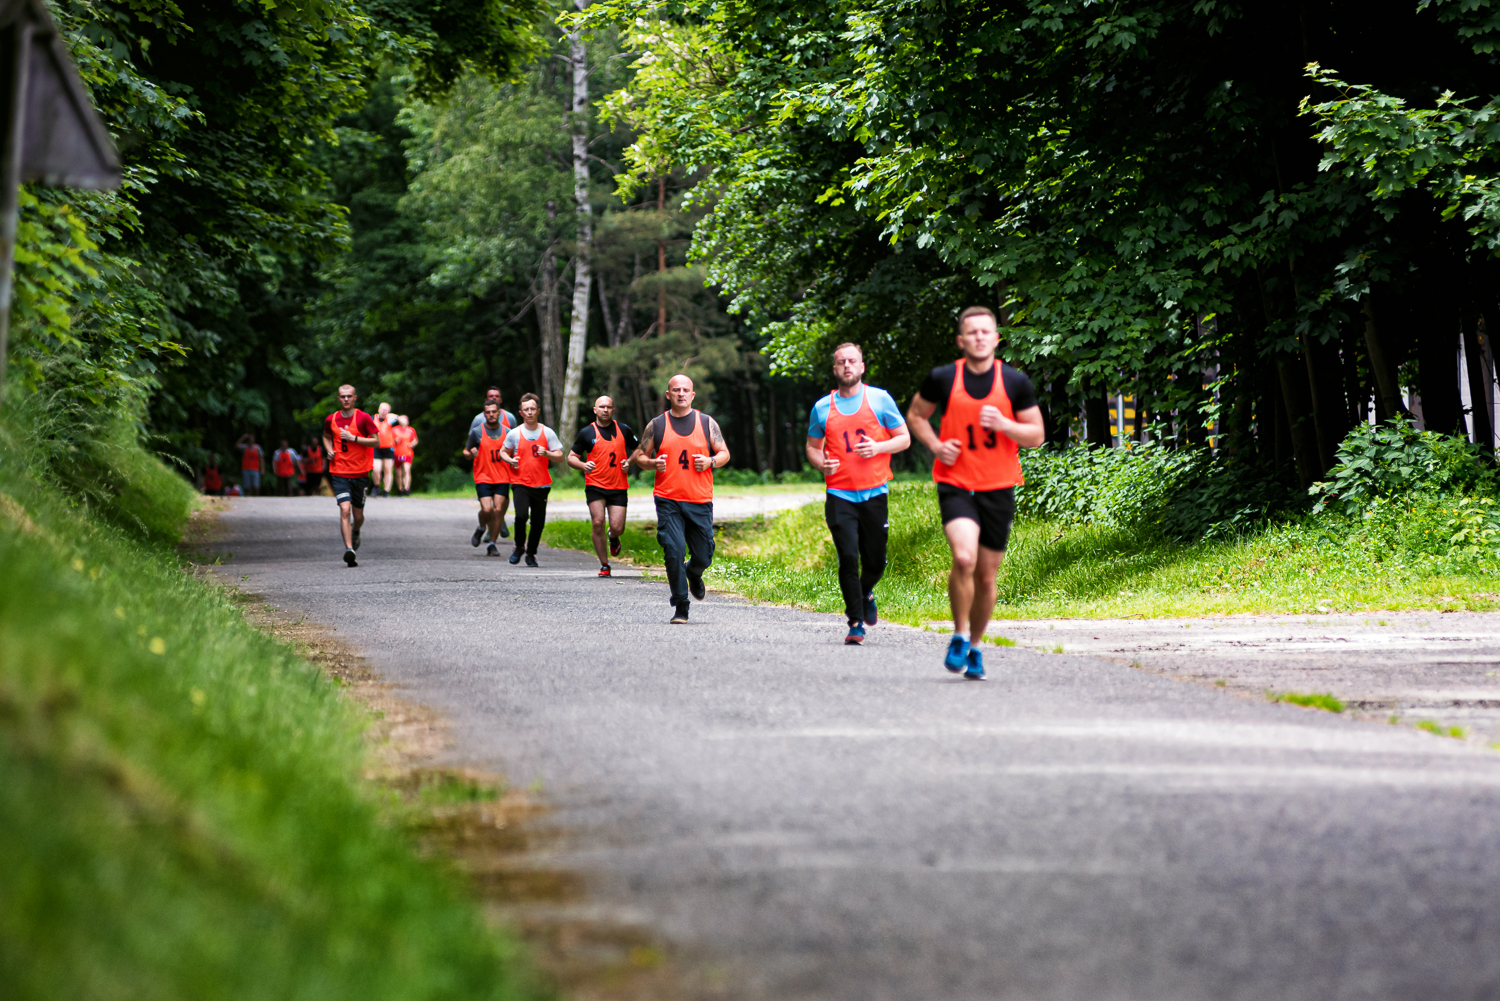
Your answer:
[393,425,417,459]
[932,360,1023,491]
[585,421,630,490]
[823,389,893,493]
[329,410,374,476]
[472,413,513,483]
[375,416,396,449]
[472,423,510,484]
[303,447,324,473]
[272,450,296,477]
[512,426,553,488]
[653,411,713,503]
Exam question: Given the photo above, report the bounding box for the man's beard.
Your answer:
[836,372,861,389]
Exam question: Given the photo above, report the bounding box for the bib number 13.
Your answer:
[966,424,998,450]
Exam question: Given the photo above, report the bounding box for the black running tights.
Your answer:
[512,485,550,556]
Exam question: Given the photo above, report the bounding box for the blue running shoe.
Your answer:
[863,593,878,626]
[845,622,865,645]
[944,634,970,673]
[963,647,986,680]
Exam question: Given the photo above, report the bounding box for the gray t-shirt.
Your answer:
[466,421,510,448]
[502,424,562,453]
[470,409,516,436]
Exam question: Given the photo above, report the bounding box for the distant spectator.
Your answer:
[392,415,418,496]
[236,433,264,496]
[225,483,243,497]
[203,458,223,496]
[302,439,327,495]
[271,439,301,496]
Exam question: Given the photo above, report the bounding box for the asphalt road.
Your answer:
[211,496,1500,1001]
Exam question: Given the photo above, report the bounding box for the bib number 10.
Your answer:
[966,424,998,450]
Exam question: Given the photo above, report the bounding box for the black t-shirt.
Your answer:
[571,419,639,459]
[917,361,1037,416]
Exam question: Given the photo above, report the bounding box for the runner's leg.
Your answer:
[654,498,689,608]
[588,498,609,565]
[824,494,864,624]
[339,500,355,549]
[944,518,981,635]
[511,486,531,551]
[968,546,1006,643]
[496,492,510,535]
[856,493,889,601]
[524,488,549,556]
[608,502,627,548]
[682,501,714,584]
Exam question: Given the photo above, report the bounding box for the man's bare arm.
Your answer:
[704,416,730,470]
[631,421,658,470]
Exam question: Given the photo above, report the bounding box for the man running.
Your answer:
[271,439,301,496]
[498,393,564,567]
[468,387,516,545]
[235,433,263,496]
[631,374,730,624]
[372,402,397,497]
[302,439,326,496]
[568,395,638,577]
[392,416,418,496]
[806,343,912,645]
[321,385,380,567]
[906,306,1045,680]
[464,402,511,557]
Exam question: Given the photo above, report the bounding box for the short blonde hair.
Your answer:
[957,306,996,333]
[832,342,863,360]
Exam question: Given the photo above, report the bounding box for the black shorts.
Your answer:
[585,485,629,508]
[330,476,368,509]
[373,447,396,460]
[475,481,510,500]
[937,484,1015,552]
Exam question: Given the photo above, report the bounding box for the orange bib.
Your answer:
[328,410,374,477]
[822,389,893,493]
[653,411,713,503]
[375,416,396,449]
[933,360,1023,491]
[512,426,553,488]
[585,421,629,490]
[472,424,510,484]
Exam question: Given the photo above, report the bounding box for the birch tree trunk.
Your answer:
[559,3,593,445]
[539,204,563,425]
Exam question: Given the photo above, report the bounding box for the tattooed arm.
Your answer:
[631,417,661,471]
[696,415,731,471]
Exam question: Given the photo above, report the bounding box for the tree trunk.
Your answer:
[1361,293,1401,423]
[558,8,593,445]
[745,353,766,471]
[1084,388,1111,448]
[1300,331,1347,472]
[1463,312,1492,452]
[538,221,562,425]
[1417,312,1464,436]
[1277,357,1321,487]
[656,178,668,335]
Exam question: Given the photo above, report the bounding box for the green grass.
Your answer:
[1416,720,1468,739]
[0,405,541,1000]
[632,481,1500,622]
[1268,691,1345,713]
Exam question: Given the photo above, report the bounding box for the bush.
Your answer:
[419,465,471,493]
[1310,419,1497,516]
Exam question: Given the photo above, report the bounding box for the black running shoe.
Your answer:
[688,573,706,601]
[486,543,499,557]
[670,603,690,624]
[609,534,621,557]
[524,554,538,568]
[498,520,510,539]
[343,548,358,567]
[508,549,522,565]
[351,528,361,551]
[471,525,484,547]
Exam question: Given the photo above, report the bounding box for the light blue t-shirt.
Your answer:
[807,385,906,502]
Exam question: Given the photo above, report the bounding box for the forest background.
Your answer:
[12,0,1500,498]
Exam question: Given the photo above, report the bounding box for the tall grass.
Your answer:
[0,393,541,1001]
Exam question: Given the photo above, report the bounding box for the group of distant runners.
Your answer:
[318,305,1042,678]
[207,407,417,498]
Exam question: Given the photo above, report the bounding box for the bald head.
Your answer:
[593,396,616,425]
[665,374,696,415]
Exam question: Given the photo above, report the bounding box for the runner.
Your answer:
[805,343,912,644]
[905,306,1045,680]
[392,416,418,496]
[321,385,380,567]
[468,387,516,546]
[302,439,326,496]
[372,403,397,497]
[498,393,564,567]
[463,402,511,557]
[271,439,301,496]
[235,433,263,496]
[630,374,730,624]
[202,458,223,496]
[567,395,638,577]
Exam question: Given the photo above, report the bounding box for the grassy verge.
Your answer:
[655,482,1500,623]
[0,403,542,1000]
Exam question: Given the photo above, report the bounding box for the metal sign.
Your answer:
[0,0,122,395]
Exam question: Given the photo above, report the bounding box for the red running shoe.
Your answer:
[598,564,611,577]
[609,534,621,557]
